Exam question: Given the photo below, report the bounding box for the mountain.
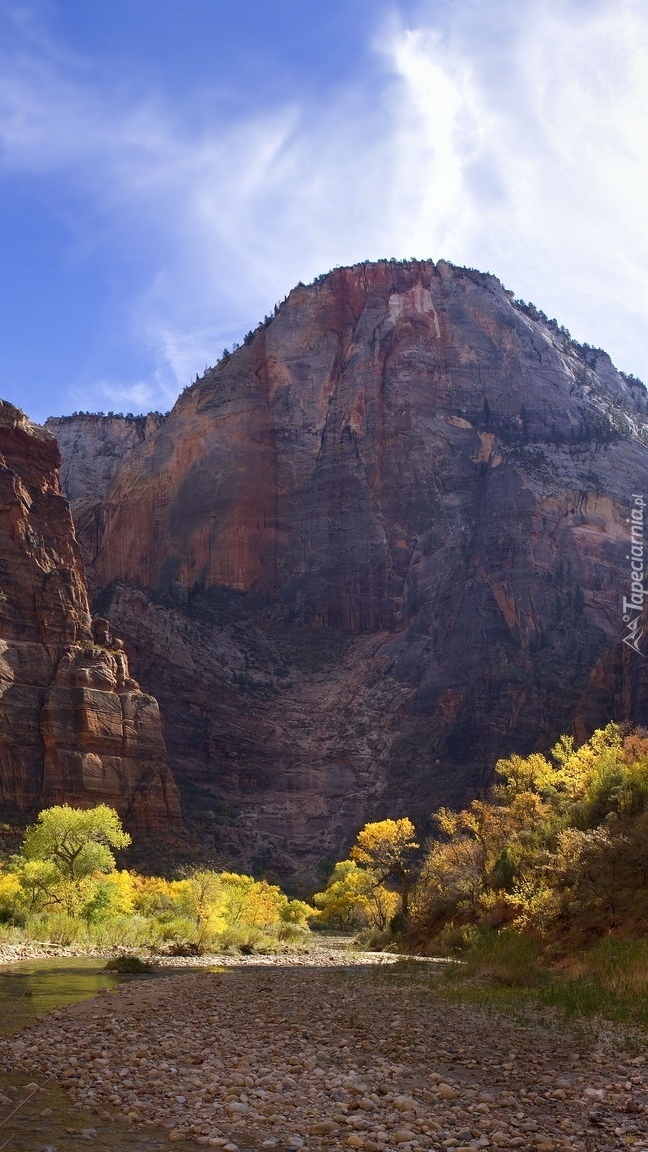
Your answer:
[0,400,181,831]
[46,259,648,878]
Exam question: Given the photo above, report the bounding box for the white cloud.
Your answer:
[1,0,647,416]
[379,0,648,373]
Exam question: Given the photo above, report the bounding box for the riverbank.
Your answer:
[0,940,113,963]
[1,954,646,1152]
[0,936,394,968]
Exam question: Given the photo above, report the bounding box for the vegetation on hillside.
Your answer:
[410,722,648,949]
[308,724,648,1028]
[311,725,648,965]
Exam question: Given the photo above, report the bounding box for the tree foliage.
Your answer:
[0,805,315,948]
[312,859,400,930]
[411,724,648,943]
[312,819,419,929]
[21,804,131,881]
[350,818,419,916]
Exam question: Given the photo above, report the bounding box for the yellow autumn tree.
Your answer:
[312,859,400,930]
[411,723,648,942]
[350,818,419,917]
[312,860,370,928]
[0,867,22,922]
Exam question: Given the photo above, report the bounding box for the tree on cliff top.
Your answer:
[21,804,131,881]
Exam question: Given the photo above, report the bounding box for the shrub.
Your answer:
[353,927,396,952]
[104,954,153,973]
[432,922,481,955]
[154,913,198,943]
[164,940,205,957]
[35,913,88,947]
[90,914,154,949]
[218,925,280,953]
[276,922,310,943]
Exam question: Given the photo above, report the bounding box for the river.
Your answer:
[0,957,172,1152]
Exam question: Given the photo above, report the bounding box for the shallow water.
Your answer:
[0,957,144,1035]
[0,958,172,1152]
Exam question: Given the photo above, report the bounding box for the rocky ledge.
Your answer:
[47,260,648,873]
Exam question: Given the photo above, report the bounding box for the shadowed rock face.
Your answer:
[47,261,648,874]
[0,401,181,829]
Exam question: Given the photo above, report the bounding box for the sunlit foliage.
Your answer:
[312,819,416,929]
[0,807,315,951]
[350,818,419,916]
[21,804,131,881]
[411,723,648,943]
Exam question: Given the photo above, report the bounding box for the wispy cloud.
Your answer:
[0,0,647,418]
[67,377,167,416]
[373,0,648,369]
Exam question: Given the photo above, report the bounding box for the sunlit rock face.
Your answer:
[47,260,648,875]
[0,402,181,829]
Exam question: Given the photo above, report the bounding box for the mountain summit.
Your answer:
[46,259,648,875]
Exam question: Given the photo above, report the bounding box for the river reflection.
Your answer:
[0,957,143,1034]
[0,957,173,1152]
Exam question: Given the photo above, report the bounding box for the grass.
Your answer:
[457,929,545,986]
[536,937,648,1027]
[1,910,312,956]
[362,929,648,1036]
[434,930,648,1031]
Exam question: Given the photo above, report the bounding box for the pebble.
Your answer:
[0,942,645,1152]
[437,1083,459,1101]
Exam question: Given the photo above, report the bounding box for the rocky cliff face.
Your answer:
[0,401,181,829]
[45,413,166,599]
[47,261,648,875]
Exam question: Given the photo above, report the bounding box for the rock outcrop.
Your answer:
[46,261,648,874]
[0,401,181,828]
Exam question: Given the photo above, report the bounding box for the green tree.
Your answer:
[10,859,62,912]
[20,804,131,884]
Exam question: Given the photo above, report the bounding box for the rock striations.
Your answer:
[0,401,181,829]
[45,260,648,873]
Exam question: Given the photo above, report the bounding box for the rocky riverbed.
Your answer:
[1,952,646,1152]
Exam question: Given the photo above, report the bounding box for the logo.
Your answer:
[622,494,646,656]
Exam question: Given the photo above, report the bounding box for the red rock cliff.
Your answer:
[47,261,648,873]
[0,401,181,829]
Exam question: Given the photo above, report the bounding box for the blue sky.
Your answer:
[1,0,647,423]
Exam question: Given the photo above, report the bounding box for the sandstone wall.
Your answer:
[48,262,648,873]
[0,401,181,829]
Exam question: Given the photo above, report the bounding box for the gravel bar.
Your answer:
[1,954,646,1152]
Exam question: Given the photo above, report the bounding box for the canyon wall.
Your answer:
[47,261,648,874]
[0,401,181,829]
